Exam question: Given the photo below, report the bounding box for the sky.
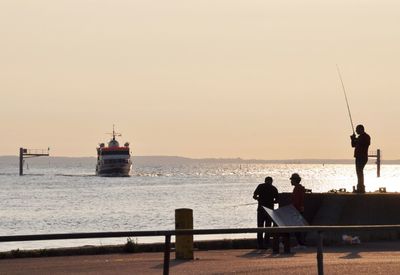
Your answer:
[1,1,400,159]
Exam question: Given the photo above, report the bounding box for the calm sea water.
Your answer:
[1,158,399,251]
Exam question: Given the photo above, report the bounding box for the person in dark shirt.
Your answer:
[253,176,279,249]
[351,124,371,193]
[290,173,306,247]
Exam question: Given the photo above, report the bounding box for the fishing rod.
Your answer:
[234,202,258,207]
[336,64,355,135]
[225,202,258,208]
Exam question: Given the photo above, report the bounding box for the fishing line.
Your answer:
[336,64,355,134]
[223,202,258,209]
[234,202,258,207]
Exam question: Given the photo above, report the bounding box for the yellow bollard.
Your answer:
[175,208,193,260]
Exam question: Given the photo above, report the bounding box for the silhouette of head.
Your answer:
[265,176,273,184]
[356,124,365,135]
[290,173,301,185]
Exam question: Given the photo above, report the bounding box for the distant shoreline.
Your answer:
[1,155,400,165]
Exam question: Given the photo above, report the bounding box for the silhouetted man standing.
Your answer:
[351,124,371,193]
[290,173,306,247]
[253,176,278,249]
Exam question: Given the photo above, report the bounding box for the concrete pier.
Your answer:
[279,192,400,244]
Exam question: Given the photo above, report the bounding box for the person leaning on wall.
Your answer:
[253,176,279,250]
[290,173,306,248]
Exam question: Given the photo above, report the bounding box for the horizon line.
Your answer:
[1,155,399,162]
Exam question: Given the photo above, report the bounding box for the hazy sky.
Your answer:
[1,1,400,159]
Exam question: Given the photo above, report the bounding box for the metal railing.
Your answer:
[2,225,400,275]
[22,148,50,156]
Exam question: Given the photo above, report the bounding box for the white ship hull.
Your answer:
[96,162,132,177]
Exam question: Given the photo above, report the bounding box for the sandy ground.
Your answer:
[1,241,400,274]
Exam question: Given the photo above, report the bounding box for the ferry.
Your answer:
[96,127,132,177]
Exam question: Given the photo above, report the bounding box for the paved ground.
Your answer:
[1,241,400,274]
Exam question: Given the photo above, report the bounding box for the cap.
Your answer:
[290,173,301,181]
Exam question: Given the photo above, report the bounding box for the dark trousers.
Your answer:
[295,232,306,246]
[356,158,368,193]
[272,233,291,254]
[257,210,272,249]
[294,211,306,246]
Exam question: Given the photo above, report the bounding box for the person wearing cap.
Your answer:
[253,176,279,249]
[290,173,306,247]
[351,124,371,193]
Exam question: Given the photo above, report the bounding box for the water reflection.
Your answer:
[1,162,399,251]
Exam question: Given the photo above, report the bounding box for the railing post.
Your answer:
[317,231,324,275]
[377,149,381,177]
[19,147,24,176]
[163,234,171,275]
[175,208,193,259]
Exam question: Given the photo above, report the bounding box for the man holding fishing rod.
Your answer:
[253,176,279,249]
[336,66,371,194]
[351,124,371,193]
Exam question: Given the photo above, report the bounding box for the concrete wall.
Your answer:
[279,192,400,244]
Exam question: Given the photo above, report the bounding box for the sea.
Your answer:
[1,156,399,252]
